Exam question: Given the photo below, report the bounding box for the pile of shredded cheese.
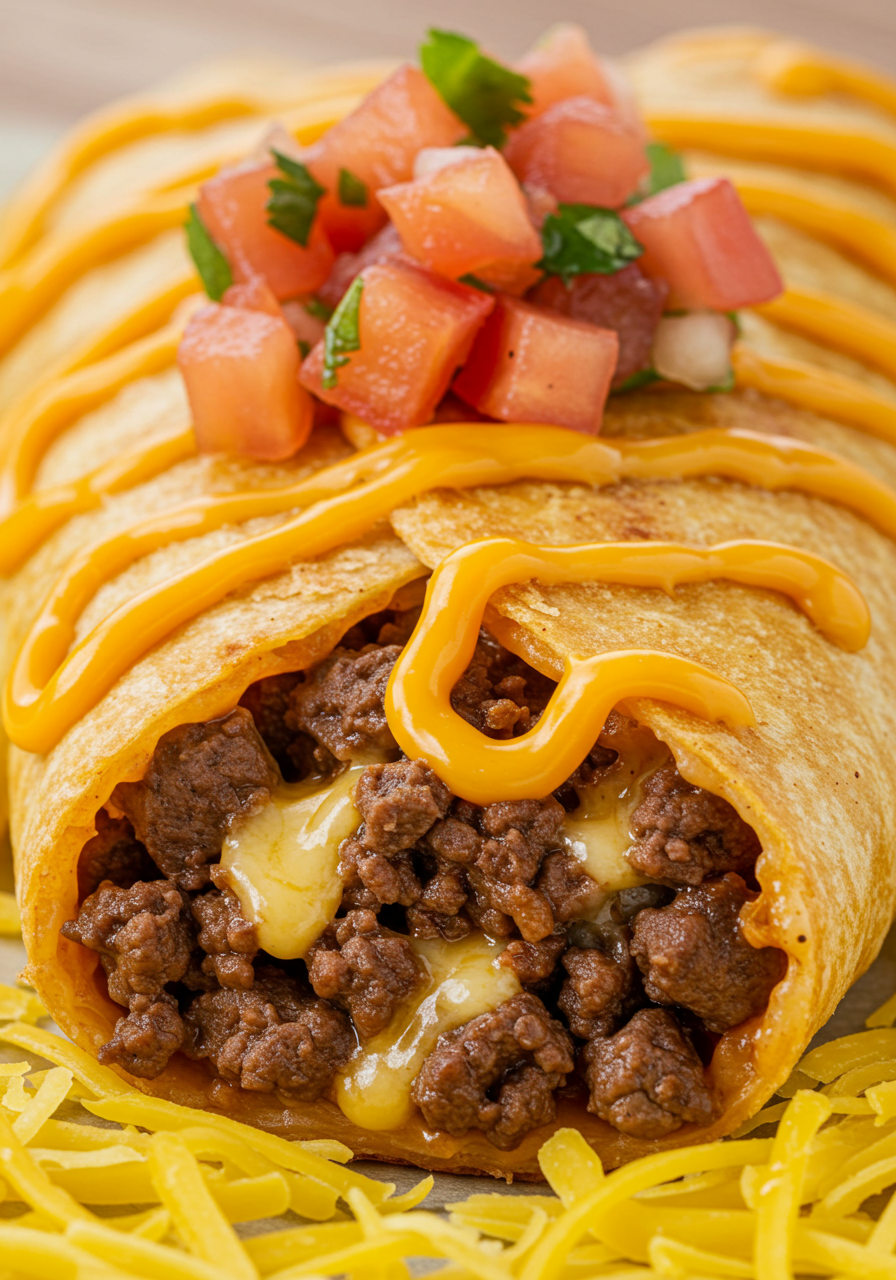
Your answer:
[2,983,896,1277]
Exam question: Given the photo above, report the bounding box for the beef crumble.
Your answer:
[307,909,423,1039]
[411,993,575,1150]
[77,811,157,899]
[630,873,786,1033]
[628,763,761,887]
[583,1007,714,1138]
[183,967,353,1098]
[112,708,279,891]
[63,611,777,1145]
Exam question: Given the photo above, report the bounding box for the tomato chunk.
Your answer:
[622,177,784,310]
[529,264,667,386]
[178,303,313,461]
[378,149,542,293]
[317,223,405,311]
[504,97,649,209]
[199,160,334,299]
[222,275,283,316]
[516,24,614,116]
[303,65,465,252]
[453,295,618,433]
[300,260,494,434]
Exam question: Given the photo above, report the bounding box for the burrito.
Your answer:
[3,23,896,1180]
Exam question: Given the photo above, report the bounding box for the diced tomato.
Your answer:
[378,149,542,294]
[300,260,494,434]
[622,177,784,310]
[529,264,667,386]
[516,24,614,116]
[199,160,334,300]
[222,276,283,316]
[453,295,618,433]
[178,303,313,461]
[504,97,648,209]
[303,65,465,252]
[317,223,405,311]
[280,301,327,350]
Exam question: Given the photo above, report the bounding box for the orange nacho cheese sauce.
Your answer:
[386,536,868,804]
[1,30,896,1176]
[0,37,894,793]
[1,424,885,760]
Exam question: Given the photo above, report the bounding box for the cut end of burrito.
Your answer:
[50,600,788,1176]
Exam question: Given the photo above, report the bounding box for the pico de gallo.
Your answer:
[177,24,783,460]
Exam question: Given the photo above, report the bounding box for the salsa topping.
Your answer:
[177,23,783,457]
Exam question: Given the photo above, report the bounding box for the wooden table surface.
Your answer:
[1,0,895,201]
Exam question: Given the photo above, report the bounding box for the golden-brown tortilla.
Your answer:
[4,29,896,1176]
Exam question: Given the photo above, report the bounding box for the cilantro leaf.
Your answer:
[458,273,494,293]
[266,150,325,247]
[628,143,687,205]
[322,275,364,390]
[539,204,643,283]
[421,29,532,148]
[304,296,334,323]
[615,367,660,393]
[338,167,368,207]
[185,204,232,301]
[297,339,311,359]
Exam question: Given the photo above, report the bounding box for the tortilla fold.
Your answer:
[3,30,896,1177]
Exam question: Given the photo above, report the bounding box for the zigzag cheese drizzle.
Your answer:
[0,45,894,805]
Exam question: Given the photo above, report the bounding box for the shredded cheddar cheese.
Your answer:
[1,980,896,1276]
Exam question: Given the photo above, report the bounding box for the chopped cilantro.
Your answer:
[185,204,232,301]
[338,167,368,207]
[420,29,532,148]
[297,339,311,359]
[458,273,494,293]
[539,204,643,283]
[615,367,660,393]
[643,142,687,196]
[305,296,334,322]
[322,275,363,390]
[266,150,325,247]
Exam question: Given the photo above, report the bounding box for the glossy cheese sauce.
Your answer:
[755,41,896,121]
[2,425,883,760]
[645,113,896,200]
[0,46,891,812]
[335,934,521,1132]
[221,766,365,960]
[560,729,669,896]
[385,535,869,804]
[755,289,896,382]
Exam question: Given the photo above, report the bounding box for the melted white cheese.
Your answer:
[562,735,671,899]
[335,934,521,1132]
[220,766,365,960]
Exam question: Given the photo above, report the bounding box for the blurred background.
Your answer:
[1,0,895,198]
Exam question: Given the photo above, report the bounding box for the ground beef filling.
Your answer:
[63,616,782,1144]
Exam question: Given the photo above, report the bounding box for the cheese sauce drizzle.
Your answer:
[0,73,386,270]
[645,113,896,199]
[755,41,896,121]
[0,315,189,519]
[2,424,883,756]
[1,55,896,773]
[385,537,868,804]
[735,179,896,289]
[756,288,896,382]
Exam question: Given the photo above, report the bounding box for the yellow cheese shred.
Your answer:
[5,982,896,1275]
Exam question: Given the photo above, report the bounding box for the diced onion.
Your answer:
[651,310,735,391]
